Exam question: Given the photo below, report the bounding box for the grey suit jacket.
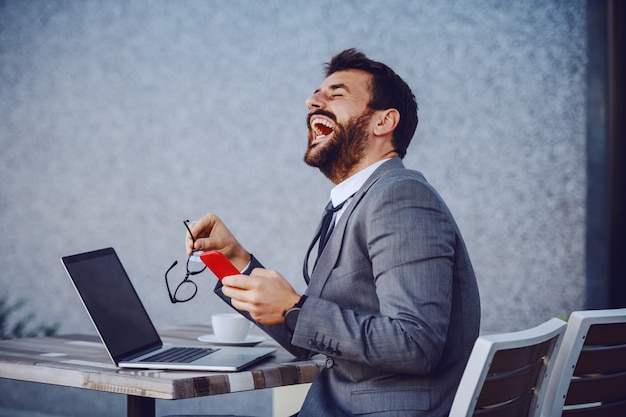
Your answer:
[216,158,481,416]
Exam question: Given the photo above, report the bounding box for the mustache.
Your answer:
[307,109,337,127]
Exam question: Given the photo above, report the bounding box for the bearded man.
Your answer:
[187,49,480,417]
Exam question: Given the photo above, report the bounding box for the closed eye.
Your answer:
[329,83,349,96]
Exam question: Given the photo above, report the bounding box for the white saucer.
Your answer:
[197,334,265,346]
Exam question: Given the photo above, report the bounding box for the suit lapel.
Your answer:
[307,158,405,296]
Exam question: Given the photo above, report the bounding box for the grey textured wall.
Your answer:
[0,1,586,415]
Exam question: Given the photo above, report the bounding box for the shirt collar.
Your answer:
[330,159,391,207]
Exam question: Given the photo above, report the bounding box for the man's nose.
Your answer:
[306,91,326,110]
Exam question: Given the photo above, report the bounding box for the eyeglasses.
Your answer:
[165,220,207,303]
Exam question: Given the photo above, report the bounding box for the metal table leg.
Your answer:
[128,395,156,417]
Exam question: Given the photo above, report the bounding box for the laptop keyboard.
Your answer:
[140,347,218,363]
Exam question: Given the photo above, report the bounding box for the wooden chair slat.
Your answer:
[474,392,532,417]
[565,370,626,404]
[477,362,541,407]
[584,322,626,345]
[573,344,626,375]
[487,341,548,373]
[561,397,626,417]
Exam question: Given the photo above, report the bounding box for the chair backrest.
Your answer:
[541,308,626,417]
[449,318,566,417]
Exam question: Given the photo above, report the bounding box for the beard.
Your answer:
[304,109,374,183]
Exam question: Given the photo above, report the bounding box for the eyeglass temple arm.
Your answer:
[183,220,197,245]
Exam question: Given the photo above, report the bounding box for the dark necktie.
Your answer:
[303,200,347,284]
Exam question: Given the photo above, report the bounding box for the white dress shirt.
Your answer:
[330,158,391,224]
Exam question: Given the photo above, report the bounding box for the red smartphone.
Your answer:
[199,250,240,281]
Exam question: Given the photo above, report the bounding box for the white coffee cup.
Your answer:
[211,313,253,343]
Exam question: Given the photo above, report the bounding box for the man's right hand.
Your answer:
[186,213,251,271]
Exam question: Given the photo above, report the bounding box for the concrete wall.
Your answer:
[0,1,587,415]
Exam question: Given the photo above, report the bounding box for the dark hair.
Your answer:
[324,48,418,158]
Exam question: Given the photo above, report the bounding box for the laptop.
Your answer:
[61,247,275,372]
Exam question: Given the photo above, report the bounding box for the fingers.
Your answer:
[221,270,302,325]
[184,213,251,271]
[221,274,253,290]
[185,214,220,255]
[190,215,218,239]
[221,275,259,318]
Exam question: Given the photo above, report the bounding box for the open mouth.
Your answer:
[310,116,335,142]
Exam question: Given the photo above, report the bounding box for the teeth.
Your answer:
[315,119,333,129]
[311,118,334,138]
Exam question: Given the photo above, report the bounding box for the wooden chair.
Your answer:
[449,318,566,417]
[541,308,626,417]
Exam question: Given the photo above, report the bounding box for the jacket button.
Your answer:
[325,357,335,369]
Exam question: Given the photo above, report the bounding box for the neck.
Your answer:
[326,150,398,184]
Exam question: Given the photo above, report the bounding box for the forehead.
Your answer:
[317,69,372,97]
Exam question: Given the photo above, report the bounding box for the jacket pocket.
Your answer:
[350,388,430,414]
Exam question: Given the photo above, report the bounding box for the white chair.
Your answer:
[449,318,566,417]
[541,308,626,417]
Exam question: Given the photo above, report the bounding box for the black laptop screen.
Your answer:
[63,248,161,362]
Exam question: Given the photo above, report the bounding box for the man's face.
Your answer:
[304,70,375,183]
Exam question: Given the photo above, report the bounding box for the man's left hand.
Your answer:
[221,269,302,325]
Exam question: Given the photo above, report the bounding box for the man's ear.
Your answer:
[373,108,400,137]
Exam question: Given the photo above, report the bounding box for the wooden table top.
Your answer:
[0,324,323,400]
